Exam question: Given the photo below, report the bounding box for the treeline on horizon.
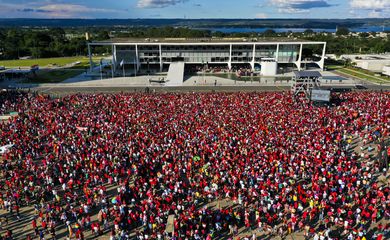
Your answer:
[0,18,389,28]
[0,26,390,60]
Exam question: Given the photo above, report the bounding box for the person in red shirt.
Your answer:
[0,91,388,239]
[41,220,47,230]
[32,218,39,236]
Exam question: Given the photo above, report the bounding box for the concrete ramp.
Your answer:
[166,62,185,86]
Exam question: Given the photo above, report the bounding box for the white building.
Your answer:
[341,54,390,72]
[383,65,390,76]
[356,59,390,72]
[88,38,327,76]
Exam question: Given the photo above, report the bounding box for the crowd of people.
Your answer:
[0,90,389,240]
[185,65,230,75]
[185,65,254,76]
[0,90,30,115]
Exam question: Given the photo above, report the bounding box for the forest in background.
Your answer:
[1,26,390,60]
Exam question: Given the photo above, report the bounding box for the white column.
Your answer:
[159,44,163,72]
[135,44,140,71]
[111,44,115,77]
[319,42,327,70]
[275,43,279,62]
[251,44,256,70]
[297,43,303,71]
[228,44,232,70]
[113,45,117,66]
[88,43,93,72]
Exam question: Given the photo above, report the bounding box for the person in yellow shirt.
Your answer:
[309,199,314,209]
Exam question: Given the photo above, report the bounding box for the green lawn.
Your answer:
[23,69,85,83]
[346,67,390,80]
[335,67,390,84]
[326,65,344,70]
[0,56,101,68]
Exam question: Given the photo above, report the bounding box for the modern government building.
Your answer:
[88,38,326,84]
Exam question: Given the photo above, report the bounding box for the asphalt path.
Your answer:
[30,84,389,96]
[34,85,290,95]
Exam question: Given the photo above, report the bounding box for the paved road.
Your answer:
[34,85,290,95]
[31,84,389,96]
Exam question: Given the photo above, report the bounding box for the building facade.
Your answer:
[383,65,390,76]
[88,39,327,75]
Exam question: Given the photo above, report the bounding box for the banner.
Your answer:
[76,126,88,131]
[0,144,14,155]
[311,90,330,102]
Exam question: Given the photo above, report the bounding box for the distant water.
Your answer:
[201,26,390,33]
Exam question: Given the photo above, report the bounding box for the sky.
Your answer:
[0,0,389,19]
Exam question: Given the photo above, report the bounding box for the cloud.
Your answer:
[17,8,35,12]
[271,0,332,14]
[349,0,390,18]
[37,4,121,17]
[137,0,188,8]
[278,8,310,14]
[368,10,382,18]
[0,3,124,18]
[0,3,19,12]
[35,9,53,13]
[255,13,268,18]
[350,0,390,10]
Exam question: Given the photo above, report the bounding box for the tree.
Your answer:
[50,28,66,42]
[336,27,349,36]
[213,31,226,38]
[373,42,385,53]
[95,30,110,41]
[344,58,352,67]
[23,32,53,58]
[304,29,314,35]
[263,29,276,37]
[384,39,390,53]
[4,29,24,59]
[0,30,5,57]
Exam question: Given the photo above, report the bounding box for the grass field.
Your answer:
[346,66,390,80]
[23,69,85,83]
[326,65,343,70]
[0,56,102,69]
[0,56,105,83]
[335,68,390,84]
[326,64,390,84]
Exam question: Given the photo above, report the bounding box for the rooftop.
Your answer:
[293,71,322,78]
[91,37,324,45]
